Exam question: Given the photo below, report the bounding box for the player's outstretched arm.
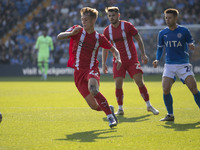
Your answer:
[35,37,40,50]
[102,48,109,74]
[57,32,72,40]
[134,33,148,64]
[153,45,164,68]
[57,26,82,40]
[50,38,54,51]
[109,46,122,70]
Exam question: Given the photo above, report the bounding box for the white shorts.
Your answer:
[163,63,194,83]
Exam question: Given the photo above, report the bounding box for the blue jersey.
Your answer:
[157,25,194,64]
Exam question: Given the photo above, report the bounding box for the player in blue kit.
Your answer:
[152,8,200,121]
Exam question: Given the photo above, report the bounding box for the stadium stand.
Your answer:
[0,0,200,66]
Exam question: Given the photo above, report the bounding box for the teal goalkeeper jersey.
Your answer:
[35,35,54,57]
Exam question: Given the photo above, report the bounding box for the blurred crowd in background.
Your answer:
[0,0,200,66]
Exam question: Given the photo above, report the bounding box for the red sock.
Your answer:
[116,88,124,105]
[96,105,102,111]
[139,85,149,101]
[94,92,112,115]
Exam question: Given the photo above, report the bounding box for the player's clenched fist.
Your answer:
[152,60,159,68]
[71,25,82,36]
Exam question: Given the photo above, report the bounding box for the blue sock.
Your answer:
[163,93,173,114]
[194,91,200,109]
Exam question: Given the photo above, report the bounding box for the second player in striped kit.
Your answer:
[102,6,159,115]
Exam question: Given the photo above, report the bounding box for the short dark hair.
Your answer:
[80,7,98,19]
[105,6,119,14]
[164,8,179,17]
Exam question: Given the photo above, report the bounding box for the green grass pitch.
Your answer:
[0,75,200,150]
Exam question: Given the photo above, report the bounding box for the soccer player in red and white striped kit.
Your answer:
[102,6,159,115]
[57,7,122,128]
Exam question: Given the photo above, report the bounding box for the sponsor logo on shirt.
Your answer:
[164,41,182,47]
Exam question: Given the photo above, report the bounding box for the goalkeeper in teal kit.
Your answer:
[35,29,54,80]
[153,8,200,121]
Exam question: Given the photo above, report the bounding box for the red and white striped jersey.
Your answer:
[104,20,139,63]
[67,26,112,70]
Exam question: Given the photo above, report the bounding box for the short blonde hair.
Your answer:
[105,6,119,14]
[80,7,98,19]
[164,8,179,17]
